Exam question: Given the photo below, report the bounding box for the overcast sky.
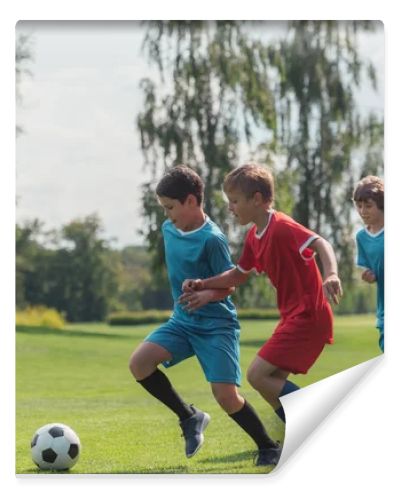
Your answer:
[16,21,384,248]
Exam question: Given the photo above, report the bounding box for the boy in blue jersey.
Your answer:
[353,175,384,351]
[129,165,280,466]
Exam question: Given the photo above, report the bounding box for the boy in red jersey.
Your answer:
[180,163,342,422]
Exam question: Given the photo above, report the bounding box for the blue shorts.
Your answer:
[144,317,241,386]
[378,326,384,352]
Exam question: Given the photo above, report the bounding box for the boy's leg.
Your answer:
[129,341,194,420]
[191,326,279,464]
[272,369,299,422]
[211,383,280,465]
[129,340,210,458]
[246,356,299,422]
[378,327,384,352]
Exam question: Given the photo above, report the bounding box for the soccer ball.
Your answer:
[31,423,81,470]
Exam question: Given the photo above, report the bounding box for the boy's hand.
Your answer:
[361,269,376,283]
[182,279,203,292]
[178,289,213,312]
[323,273,343,305]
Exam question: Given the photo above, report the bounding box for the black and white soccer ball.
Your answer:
[31,423,81,470]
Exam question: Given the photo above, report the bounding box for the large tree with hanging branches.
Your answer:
[137,21,280,283]
[262,20,383,281]
[137,20,383,292]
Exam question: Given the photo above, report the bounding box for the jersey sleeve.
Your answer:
[205,233,235,276]
[237,230,256,273]
[281,219,319,261]
[355,230,370,268]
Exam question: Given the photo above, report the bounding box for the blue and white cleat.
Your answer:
[179,406,210,458]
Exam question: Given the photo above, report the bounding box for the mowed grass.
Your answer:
[16,315,381,474]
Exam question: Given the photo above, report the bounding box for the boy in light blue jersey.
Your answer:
[162,214,238,331]
[129,165,280,467]
[353,175,384,351]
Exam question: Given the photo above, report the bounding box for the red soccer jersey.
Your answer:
[237,211,333,373]
[238,211,328,318]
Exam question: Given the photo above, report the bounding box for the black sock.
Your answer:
[275,406,286,422]
[137,368,194,421]
[229,400,277,450]
[275,379,299,423]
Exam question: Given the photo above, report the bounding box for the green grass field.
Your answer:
[16,315,381,474]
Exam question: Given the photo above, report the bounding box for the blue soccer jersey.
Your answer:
[355,227,384,330]
[162,216,238,329]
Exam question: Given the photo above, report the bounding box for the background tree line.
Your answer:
[15,213,376,322]
[15,215,173,321]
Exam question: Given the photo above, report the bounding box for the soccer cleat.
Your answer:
[253,445,282,466]
[179,406,210,458]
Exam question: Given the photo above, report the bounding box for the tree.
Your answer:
[113,245,171,311]
[137,21,277,279]
[16,32,34,136]
[137,21,383,287]
[263,21,383,281]
[16,219,44,308]
[16,215,120,322]
[55,215,118,321]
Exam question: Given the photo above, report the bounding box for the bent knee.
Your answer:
[129,342,171,380]
[128,349,153,380]
[246,366,262,388]
[128,351,141,378]
[212,387,243,413]
[247,365,274,392]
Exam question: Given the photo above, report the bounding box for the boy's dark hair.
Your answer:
[156,165,204,205]
[353,175,384,211]
[223,163,274,203]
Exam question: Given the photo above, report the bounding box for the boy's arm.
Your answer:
[309,237,343,304]
[182,267,248,292]
[355,233,376,283]
[355,231,370,268]
[361,269,376,283]
[180,268,248,312]
[179,287,235,313]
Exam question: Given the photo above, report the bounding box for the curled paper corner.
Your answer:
[275,355,383,471]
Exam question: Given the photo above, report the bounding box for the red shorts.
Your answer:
[258,303,333,375]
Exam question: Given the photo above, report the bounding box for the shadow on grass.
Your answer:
[105,466,190,474]
[16,325,131,340]
[19,467,73,474]
[20,459,275,474]
[19,465,190,475]
[198,451,276,473]
[198,450,254,465]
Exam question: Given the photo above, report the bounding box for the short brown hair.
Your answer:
[353,175,384,211]
[223,163,274,202]
[156,165,204,205]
